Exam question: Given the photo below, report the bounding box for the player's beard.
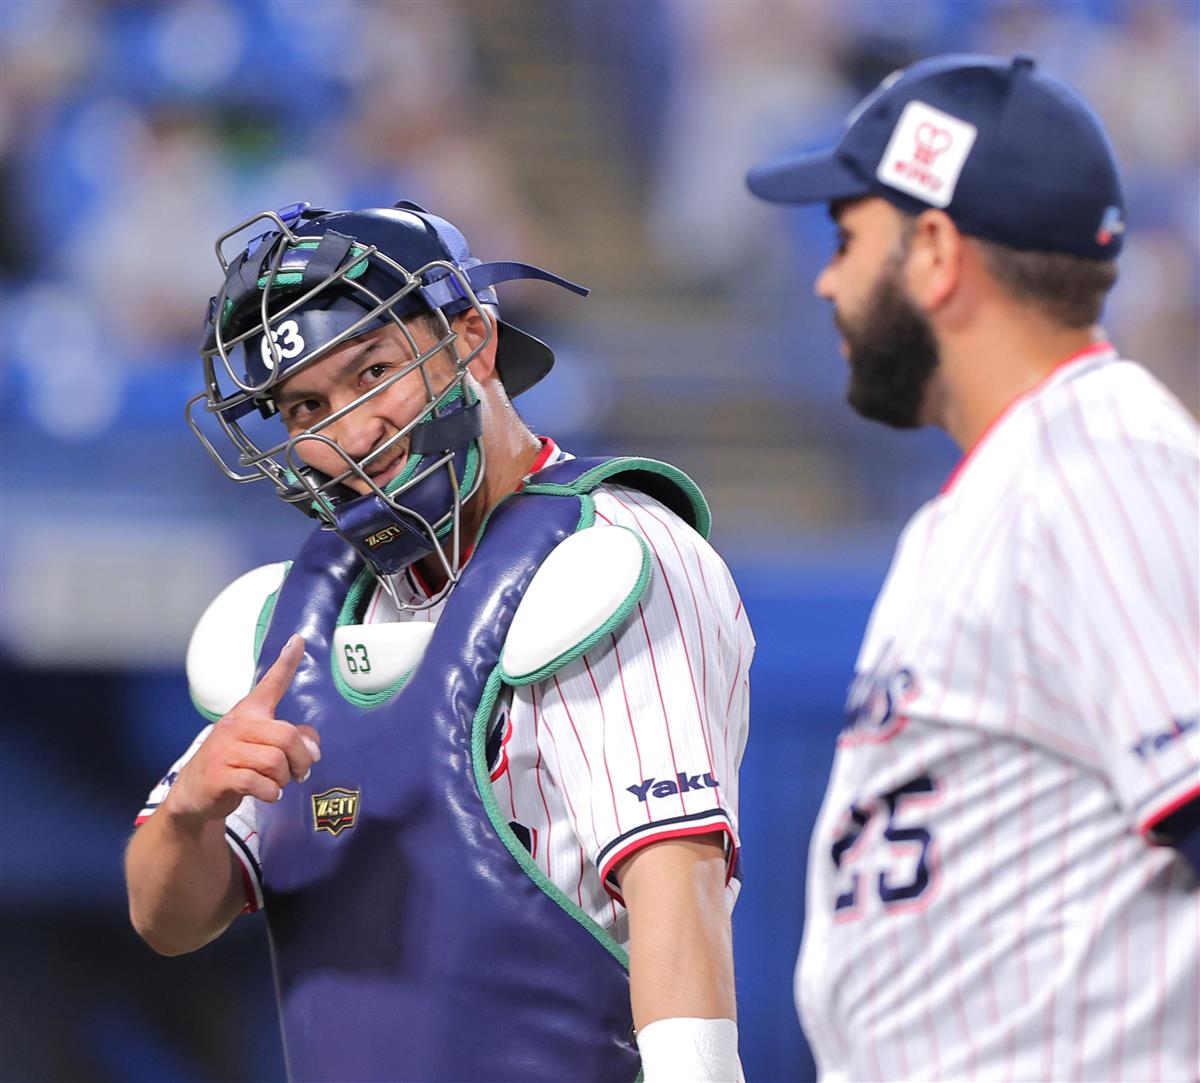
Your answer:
[835,251,940,430]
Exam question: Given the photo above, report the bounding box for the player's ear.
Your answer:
[453,307,500,384]
[904,209,963,312]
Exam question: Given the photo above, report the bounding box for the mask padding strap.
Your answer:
[469,261,590,297]
[418,261,590,311]
[408,400,482,455]
[229,245,273,307]
[300,231,356,290]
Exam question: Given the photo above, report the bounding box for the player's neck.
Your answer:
[414,413,542,593]
[930,313,1104,452]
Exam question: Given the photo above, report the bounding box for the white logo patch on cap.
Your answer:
[876,100,977,208]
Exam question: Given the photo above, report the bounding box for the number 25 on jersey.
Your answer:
[831,775,941,921]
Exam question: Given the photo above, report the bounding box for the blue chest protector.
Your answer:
[253,456,710,1083]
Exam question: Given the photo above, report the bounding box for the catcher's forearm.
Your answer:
[125,802,245,956]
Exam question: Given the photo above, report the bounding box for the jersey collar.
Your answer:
[939,341,1117,496]
[528,435,563,474]
[406,436,564,599]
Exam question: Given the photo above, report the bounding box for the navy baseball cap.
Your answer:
[747,54,1126,259]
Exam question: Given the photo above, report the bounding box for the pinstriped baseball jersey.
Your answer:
[139,439,753,945]
[798,344,1200,1082]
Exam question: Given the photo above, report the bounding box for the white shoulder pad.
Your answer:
[186,562,288,720]
[333,622,437,695]
[500,525,650,685]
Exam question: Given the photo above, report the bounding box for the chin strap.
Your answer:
[330,440,476,577]
[326,386,483,579]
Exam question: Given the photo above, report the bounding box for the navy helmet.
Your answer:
[188,199,588,605]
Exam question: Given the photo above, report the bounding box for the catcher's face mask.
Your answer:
[188,200,587,608]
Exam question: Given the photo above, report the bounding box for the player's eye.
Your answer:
[834,230,851,257]
[362,362,391,383]
[286,399,322,424]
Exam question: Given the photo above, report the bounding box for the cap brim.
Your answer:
[746,147,871,205]
[494,320,554,398]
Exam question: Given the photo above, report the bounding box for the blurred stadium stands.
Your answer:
[0,1,1196,1080]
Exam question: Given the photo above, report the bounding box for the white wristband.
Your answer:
[637,1017,742,1082]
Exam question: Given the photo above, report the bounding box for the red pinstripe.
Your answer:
[1111,890,1130,1080]
[1110,395,1199,640]
[636,601,688,816]
[539,687,596,865]
[1068,386,1195,670]
[1151,418,1200,508]
[878,703,916,1081]
[1004,741,1034,1079]
[1037,399,1178,721]
[720,653,739,787]
[1068,827,1128,1079]
[1151,860,1170,1083]
[911,491,1022,1061]
[1013,577,1086,663]
[1041,763,1074,1083]
[963,533,1006,1035]
[549,673,603,849]
[582,655,623,835]
[689,537,725,654]
[1190,884,1200,1081]
[898,504,944,1078]
[681,516,744,799]
[611,491,717,783]
[920,493,1017,1077]
[1036,520,1167,757]
[1009,669,1104,760]
[529,683,554,879]
[610,632,651,824]
[627,491,719,776]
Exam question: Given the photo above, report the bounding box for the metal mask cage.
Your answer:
[186,207,496,609]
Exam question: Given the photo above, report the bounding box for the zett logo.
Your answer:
[312,787,361,835]
[364,525,403,549]
[627,772,719,802]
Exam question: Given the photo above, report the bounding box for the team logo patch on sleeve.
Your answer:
[312,787,361,835]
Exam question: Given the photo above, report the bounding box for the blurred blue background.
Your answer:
[1,1,1196,1080]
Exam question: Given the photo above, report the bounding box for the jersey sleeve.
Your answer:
[1023,396,1199,840]
[527,484,753,902]
[135,726,264,912]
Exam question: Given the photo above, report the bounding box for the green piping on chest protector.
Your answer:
[521,456,711,540]
[189,561,293,723]
[472,667,631,970]
[498,525,652,687]
[329,564,416,708]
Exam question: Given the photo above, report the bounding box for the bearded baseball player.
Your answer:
[124,201,752,1081]
[748,54,1199,1081]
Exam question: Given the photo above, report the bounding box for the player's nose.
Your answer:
[323,409,388,464]
[814,263,836,301]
